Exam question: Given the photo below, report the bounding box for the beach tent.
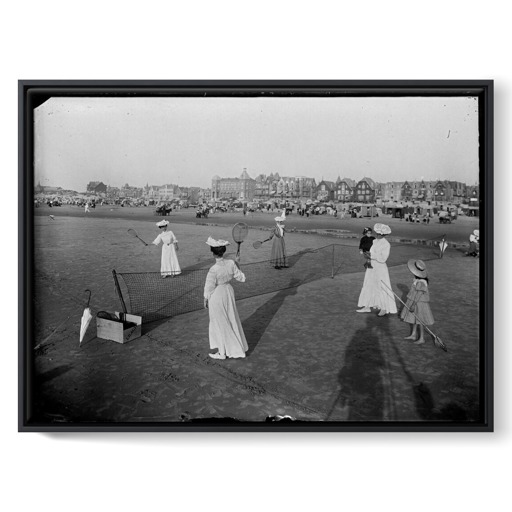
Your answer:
[386,205,405,218]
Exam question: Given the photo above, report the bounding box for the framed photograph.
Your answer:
[19,80,493,432]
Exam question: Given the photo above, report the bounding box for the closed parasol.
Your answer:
[438,236,448,258]
[79,289,93,345]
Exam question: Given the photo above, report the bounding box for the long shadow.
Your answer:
[242,279,300,356]
[385,319,471,422]
[375,311,443,421]
[410,383,467,421]
[326,315,386,421]
[285,250,308,269]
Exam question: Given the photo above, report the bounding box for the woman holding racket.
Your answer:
[203,236,248,360]
[268,211,288,269]
[150,220,181,278]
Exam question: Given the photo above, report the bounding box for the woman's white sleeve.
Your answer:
[233,262,246,283]
[204,269,217,299]
[152,234,161,246]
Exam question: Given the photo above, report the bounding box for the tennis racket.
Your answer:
[127,228,148,246]
[232,222,249,257]
[253,239,269,249]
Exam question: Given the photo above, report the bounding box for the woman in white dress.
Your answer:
[203,236,248,360]
[150,220,181,277]
[357,223,397,317]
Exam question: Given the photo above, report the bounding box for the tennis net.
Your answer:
[114,241,446,323]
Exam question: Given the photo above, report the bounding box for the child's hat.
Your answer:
[407,259,428,278]
[363,227,372,234]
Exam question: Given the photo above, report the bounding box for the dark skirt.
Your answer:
[270,237,286,267]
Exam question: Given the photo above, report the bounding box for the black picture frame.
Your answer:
[19,80,493,432]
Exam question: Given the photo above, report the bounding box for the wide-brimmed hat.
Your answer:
[473,229,479,237]
[156,220,169,228]
[408,259,428,278]
[205,236,230,247]
[374,223,391,235]
[274,211,286,222]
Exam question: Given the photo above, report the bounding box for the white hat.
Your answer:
[205,236,230,247]
[374,223,391,235]
[274,210,286,222]
[156,220,169,227]
[407,259,428,278]
[473,229,479,237]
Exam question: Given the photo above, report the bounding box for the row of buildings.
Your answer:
[211,169,479,205]
[36,169,479,206]
[83,182,206,204]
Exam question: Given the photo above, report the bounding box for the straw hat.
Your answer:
[156,220,169,228]
[205,236,230,247]
[407,259,428,278]
[374,223,391,235]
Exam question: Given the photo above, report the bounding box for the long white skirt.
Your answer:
[357,261,397,313]
[160,243,181,276]
[209,283,248,358]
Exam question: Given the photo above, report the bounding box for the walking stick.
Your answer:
[380,280,447,352]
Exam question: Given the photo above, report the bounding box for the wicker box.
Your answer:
[96,312,142,344]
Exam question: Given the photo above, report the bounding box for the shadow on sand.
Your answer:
[242,279,300,356]
[325,311,471,422]
[325,315,387,421]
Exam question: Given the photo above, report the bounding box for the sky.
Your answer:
[34,95,480,192]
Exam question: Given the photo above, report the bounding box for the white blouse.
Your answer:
[204,258,246,300]
[152,231,178,246]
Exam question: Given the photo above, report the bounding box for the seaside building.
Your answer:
[211,168,256,201]
[315,180,337,201]
[86,181,107,195]
[335,177,356,202]
[354,177,377,203]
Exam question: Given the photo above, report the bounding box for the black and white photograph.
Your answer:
[20,81,492,430]
[8,2,512,511]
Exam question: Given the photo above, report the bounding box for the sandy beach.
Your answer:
[29,205,481,425]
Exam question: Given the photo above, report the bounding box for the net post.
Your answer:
[331,244,335,279]
[112,270,128,313]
